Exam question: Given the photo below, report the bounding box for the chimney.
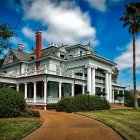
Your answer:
[36,29,42,58]
[18,44,23,52]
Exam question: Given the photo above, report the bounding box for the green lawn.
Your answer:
[79,109,140,140]
[0,119,42,140]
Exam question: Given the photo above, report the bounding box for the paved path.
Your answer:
[23,110,123,140]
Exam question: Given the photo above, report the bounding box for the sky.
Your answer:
[0,0,140,90]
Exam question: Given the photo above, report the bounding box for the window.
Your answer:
[80,51,82,56]
[13,56,17,62]
[60,54,65,58]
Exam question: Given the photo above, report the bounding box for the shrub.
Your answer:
[137,98,140,107]
[56,94,110,113]
[20,109,40,117]
[124,90,134,107]
[56,97,73,112]
[0,87,26,118]
[46,103,57,109]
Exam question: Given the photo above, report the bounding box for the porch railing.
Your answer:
[47,98,60,103]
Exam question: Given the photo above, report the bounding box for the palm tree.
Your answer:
[120,2,140,109]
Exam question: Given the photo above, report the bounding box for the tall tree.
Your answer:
[120,2,140,109]
[0,23,15,55]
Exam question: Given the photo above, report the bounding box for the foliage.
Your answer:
[46,103,57,109]
[96,92,106,97]
[0,119,41,140]
[120,2,140,109]
[20,109,40,117]
[79,109,140,140]
[56,94,110,113]
[0,87,26,118]
[0,23,15,55]
[124,90,134,107]
[112,67,119,83]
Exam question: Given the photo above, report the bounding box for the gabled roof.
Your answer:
[42,46,58,57]
[11,50,30,61]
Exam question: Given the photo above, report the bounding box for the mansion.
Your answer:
[0,30,125,109]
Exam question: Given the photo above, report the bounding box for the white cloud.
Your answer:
[22,27,34,40]
[21,0,97,45]
[87,0,123,12]
[114,38,140,70]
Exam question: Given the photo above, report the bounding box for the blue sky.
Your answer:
[0,0,140,90]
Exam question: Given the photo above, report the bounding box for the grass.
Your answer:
[79,109,140,140]
[0,118,42,140]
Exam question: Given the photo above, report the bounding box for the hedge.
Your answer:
[0,87,26,118]
[56,94,110,113]
[46,103,57,109]
[0,87,40,118]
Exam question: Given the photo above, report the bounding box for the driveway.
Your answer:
[23,110,123,140]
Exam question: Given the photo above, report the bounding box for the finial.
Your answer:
[88,40,90,45]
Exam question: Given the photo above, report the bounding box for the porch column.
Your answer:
[24,83,27,99]
[87,65,91,94]
[109,72,112,102]
[34,82,36,103]
[122,90,124,103]
[101,88,103,92]
[44,80,47,104]
[71,83,74,96]
[105,71,109,101]
[82,85,85,94]
[112,88,115,103]
[16,84,19,92]
[117,90,119,94]
[59,82,62,98]
[91,67,96,95]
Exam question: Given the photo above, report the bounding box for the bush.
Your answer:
[0,87,26,118]
[46,103,57,109]
[56,97,73,112]
[56,94,110,113]
[137,98,140,107]
[21,109,40,117]
[124,91,134,107]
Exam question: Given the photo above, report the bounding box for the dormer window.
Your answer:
[13,56,17,62]
[60,54,65,58]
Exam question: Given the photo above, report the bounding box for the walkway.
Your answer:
[23,110,123,140]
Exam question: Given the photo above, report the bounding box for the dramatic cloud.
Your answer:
[22,27,34,40]
[114,38,140,70]
[87,0,123,12]
[21,0,97,45]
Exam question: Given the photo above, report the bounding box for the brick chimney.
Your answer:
[36,29,42,58]
[18,44,23,52]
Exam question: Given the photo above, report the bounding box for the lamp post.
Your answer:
[87,91,90,111]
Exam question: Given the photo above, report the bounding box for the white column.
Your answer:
[16,84,19,92]
[117,90,119,94]
[91,67,96,95]
[34,82,36,103]
[105,71,109,101]
[71,83,74,96]
[24,83,27,99]
[122,90,124,103]
[112,88,114,103]
[44,80,47,104]
[82,85,85,94]
[87,65,91,94]
[109,72,112,102]
[44,64,47,73]
[59,82,62,98]
[101,88,103,92]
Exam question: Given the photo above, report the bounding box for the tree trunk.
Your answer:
[132,33,138,109]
